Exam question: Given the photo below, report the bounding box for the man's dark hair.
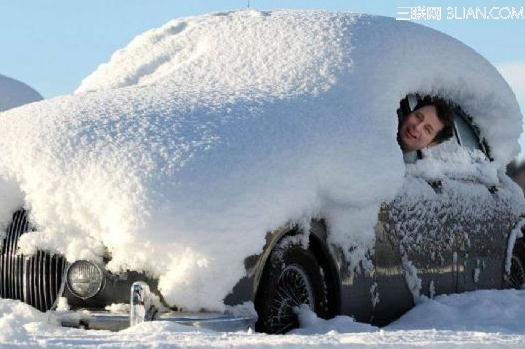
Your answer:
[412,95,455,144]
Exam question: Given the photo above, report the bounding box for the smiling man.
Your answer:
[398,96,454,153]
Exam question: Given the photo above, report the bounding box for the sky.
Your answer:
[0,0,524,152]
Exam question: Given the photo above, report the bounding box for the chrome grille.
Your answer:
[0,209,67,311]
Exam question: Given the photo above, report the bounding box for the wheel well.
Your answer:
[308,232,341,318]
[512,237,525,265]
[509,237,525,288]
[514,237,525,252]
[253,222,341,319]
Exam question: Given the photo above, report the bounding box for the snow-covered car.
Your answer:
[1,10,524,334]
[0,74,42,112]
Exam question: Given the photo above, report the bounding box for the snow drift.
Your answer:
[0,10,521,310]
[3,289,525,347]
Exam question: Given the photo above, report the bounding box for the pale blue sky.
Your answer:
[0,0,524,99]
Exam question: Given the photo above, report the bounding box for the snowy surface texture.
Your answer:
[2,289,525,348]
[0,74,42,112]
[0,10,522,310]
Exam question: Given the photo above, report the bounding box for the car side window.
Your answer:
[421,134,461,158]
[397,95,490,161]
[454,112,479,150]
[453,110,489,158]
[417,108,489,161]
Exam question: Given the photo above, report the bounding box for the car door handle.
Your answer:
[488,185,498,194]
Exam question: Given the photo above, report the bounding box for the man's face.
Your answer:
[399,105,444,152]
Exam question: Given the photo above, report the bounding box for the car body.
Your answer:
[0,74,43,112]
[0,10,524,333]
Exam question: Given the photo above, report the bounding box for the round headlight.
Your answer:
[66,260,104,299]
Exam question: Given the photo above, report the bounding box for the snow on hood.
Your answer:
[0,10,521,310]
[0,74,42,112]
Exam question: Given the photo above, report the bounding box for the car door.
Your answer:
[372,108,522,324]
[372,157,458,324]
[449,113,520,292]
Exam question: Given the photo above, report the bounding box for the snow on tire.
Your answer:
[255,239,329,334]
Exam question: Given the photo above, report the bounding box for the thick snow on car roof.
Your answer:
[0,74,42,112]
[0,10,521,310]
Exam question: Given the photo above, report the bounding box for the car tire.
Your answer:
[255,241,329,334]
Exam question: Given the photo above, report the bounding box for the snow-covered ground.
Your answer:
[2,289,525,348]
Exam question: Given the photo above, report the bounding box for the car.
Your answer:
[0,74,42,112]
[0,10,524,334]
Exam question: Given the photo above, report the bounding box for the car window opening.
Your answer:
[397,94,491,163]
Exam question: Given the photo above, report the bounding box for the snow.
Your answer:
[387,290,525,334]
[2,289,525,347]
[105,303,130,314]
[0,9,522,311]
[401,255,422,301]
[406,141,500,185]
[0,299,57,343]
[0,74,42,112]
